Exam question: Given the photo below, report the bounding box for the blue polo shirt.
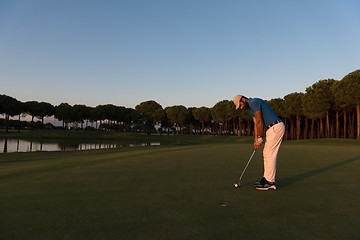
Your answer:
[249,98,280,128]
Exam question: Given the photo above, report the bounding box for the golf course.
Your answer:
[0,133,359,240]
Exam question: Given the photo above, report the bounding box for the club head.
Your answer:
[234,183,240,188]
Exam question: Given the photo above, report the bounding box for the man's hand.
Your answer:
[254,141,261,150]
[254,136,263,150]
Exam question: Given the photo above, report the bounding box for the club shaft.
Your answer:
[238,149,256,183]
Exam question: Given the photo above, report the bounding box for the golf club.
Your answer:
[234,149,256,188]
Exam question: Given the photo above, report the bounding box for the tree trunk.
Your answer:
[336,111,339,138]
[5,115,9,133]
[31,116,34,130]
[229,120,232,135]
[349,112,355,139]
[319,118,324,138]
[357,99,360,140]
[18,114,21,132]
[317,119,320,138]
[344,110,347,139]
[238,118,242,136]
[303,117,308,139]
[326,111,330,138]
[284,119,288,140]
[290,118,294,140]
[233,120,236,136]
[310,119,314,139]
[330,119,334,138]
[296,115,301,140]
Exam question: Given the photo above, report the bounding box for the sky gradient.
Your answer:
[1,0,359,109]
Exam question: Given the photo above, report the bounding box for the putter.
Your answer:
[234,149,256,188]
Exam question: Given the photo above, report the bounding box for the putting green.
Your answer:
[0,139,359,240]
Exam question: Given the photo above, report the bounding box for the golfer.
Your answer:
[233,95,285,190]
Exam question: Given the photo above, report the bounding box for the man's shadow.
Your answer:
[279,156,360,188]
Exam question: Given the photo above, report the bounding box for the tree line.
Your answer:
[1,69,359,140]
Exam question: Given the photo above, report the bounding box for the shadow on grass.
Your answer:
[279,156,360,188]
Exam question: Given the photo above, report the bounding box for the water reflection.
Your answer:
[0,138,161,153]
[3,138,7,153]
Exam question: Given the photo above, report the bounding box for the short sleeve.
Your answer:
[249,99,261,117]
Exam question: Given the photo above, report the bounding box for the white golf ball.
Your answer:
[234,183,239,187]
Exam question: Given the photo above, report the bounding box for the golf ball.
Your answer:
[234,183,239,188]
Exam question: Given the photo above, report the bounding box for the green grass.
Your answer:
[0,138,359,240]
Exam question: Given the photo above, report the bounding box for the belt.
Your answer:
[267,120,282,130]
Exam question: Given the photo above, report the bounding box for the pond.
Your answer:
[0,138,161,153]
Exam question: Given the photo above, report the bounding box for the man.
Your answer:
[233,95,285,190]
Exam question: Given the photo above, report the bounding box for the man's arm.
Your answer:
[253,117,257,136]
[253,110,264,137]
[253,110,264,149]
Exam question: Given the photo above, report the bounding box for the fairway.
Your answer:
[0,139,359,240]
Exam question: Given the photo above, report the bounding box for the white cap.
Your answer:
[233,95,243,110]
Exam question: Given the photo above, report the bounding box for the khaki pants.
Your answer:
[263,122,285,182]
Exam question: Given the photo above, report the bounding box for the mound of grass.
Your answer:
[0,139,359,239]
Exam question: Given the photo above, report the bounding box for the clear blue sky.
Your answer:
[1,0,359,109]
